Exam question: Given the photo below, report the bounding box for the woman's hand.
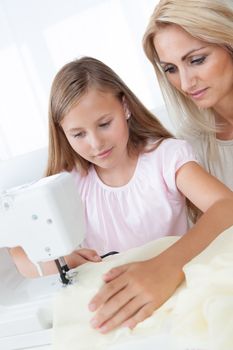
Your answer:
[88,256,183,333]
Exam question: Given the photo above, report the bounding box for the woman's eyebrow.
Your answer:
[181,46,207,61]
[160,46,208,64]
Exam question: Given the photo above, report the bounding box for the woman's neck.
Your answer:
[214,96,233,140]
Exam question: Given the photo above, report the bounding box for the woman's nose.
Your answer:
[179,69,197,93]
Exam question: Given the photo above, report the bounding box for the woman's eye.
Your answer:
[99,121,111,128]
[191,56,206,65]
[163,65,177,74]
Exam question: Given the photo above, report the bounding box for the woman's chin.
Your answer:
[192,99,214,110]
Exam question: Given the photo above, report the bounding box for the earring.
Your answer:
[126,110,131,120]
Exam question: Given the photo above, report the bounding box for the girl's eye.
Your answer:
[191,56,206,65]
[163,65,177,74]
[99,120,111,128]
[73,131,86,138]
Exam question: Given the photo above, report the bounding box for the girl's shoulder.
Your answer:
[70,167,81,180]
[143,138,199,176]
[159,137,192,148]
[69,166,96,199]
[70,167,90,187]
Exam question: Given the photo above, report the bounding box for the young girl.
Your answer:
[11,57,233,332]
[46,56,233,333]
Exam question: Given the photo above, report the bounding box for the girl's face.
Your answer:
[61,88,130,173]
[153,24,233,110]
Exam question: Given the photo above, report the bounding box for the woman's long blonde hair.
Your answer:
[143,0,233,161]
[46,56,172,176]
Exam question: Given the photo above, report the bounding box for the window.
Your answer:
[0,0,166,160]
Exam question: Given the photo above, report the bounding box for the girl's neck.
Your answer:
[95,152,138,187]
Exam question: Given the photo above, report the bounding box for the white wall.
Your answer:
[0,0,170,160]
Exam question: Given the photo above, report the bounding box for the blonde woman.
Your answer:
[143,0,233,190]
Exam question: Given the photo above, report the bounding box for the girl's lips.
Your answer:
[96,148,113,159]
[189,88,208,99]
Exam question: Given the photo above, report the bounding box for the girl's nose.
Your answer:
[88,133,103,150]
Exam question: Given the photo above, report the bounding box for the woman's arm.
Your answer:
[176,161,233,213]
[10,247,101,278]
[88,162,233,333]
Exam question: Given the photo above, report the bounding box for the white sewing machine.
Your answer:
[0,149,85,350]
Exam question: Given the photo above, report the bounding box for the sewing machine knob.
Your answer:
[3,202,10,210]
[1,195,14,211]
[45,246,52,256]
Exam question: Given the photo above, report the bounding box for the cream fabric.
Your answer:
[52,226,233,350]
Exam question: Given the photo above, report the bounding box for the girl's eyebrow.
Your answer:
[68,127,82,133]
[97,113,111,121]
[160,46,208,65]
[66,114,112,133]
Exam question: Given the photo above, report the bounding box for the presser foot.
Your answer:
[55,257,74,285]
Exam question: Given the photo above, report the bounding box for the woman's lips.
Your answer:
[189,88,209,99]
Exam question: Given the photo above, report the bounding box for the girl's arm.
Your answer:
[88,162,233,333]
[10,247,101,277]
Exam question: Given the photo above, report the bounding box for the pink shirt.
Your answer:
[72,139,198,255]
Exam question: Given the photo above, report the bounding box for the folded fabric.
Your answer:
[52,226,233,350]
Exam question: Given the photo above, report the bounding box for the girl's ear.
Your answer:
[122,96,131,120]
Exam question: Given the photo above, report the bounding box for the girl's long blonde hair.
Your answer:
[46,56,172,176]
[143,0,233,161]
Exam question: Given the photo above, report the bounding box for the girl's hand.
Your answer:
[65,248,102,268]
[10,247,101,277]
[88,257,183,333]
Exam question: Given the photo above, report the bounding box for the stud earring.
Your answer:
[126,110,131,120]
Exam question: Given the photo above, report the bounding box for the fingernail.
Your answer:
[90,318,99,328]
[122,321,129,328]
[103,272,111,279]
[99,325,108,333]
[88,303,96,311]
[123,320,134,329]
[94,255,101,261]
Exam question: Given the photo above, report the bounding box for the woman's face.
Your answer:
[153,24,233,110]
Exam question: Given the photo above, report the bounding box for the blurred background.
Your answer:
[0,0,171,160]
